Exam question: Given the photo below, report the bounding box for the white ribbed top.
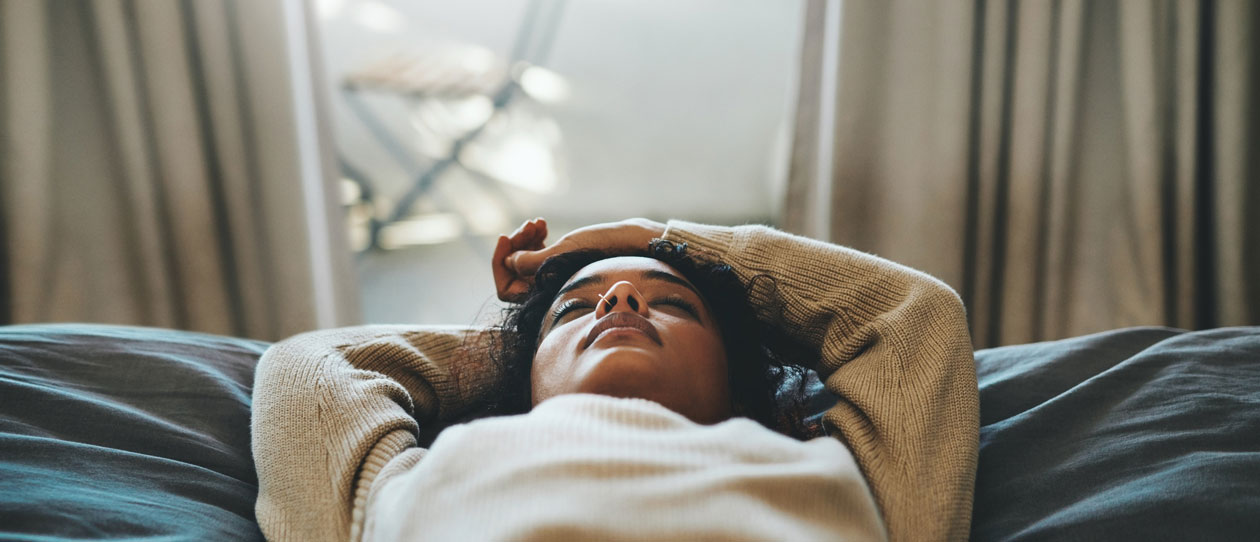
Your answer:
[364,393,887,541]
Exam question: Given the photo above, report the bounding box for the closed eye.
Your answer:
[550,299,593,324]
[651,296,700,320]
[548,294,701,329]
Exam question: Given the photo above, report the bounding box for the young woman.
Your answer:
[251,218,978,541]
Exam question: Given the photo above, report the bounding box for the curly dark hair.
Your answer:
[481,240,817,440]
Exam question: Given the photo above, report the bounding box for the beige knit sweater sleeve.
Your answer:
[661,220,979,542]
[251,325,500,542]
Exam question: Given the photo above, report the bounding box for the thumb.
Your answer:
[507,247,551,276]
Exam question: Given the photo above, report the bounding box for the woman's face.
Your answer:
[531,256,732,424]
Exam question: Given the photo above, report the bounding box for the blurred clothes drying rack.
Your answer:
[339,0,568,253]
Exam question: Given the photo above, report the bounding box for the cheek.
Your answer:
[660,322,731,422]
[530,323,585,404]
[667,324,729,381]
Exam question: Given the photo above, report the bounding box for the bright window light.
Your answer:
[378,213,464,249]
[518,65,570,104]
[315,0,346,20]
[354,1,406,34]
[462,135,558,193]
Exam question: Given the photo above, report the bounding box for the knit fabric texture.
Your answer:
[366,393,887,541]
[250,221,978,541]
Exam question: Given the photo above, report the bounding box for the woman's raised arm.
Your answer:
[251,325,498,542]
[660,220,978,542]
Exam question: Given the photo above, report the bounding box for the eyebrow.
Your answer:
[555,270,703,300]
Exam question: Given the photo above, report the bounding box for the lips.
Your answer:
[583,312,662,349]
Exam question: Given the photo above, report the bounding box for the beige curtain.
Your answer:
[0,0,358,341]
[786,0,1259,347]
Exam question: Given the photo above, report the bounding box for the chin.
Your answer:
[574,347,670,402]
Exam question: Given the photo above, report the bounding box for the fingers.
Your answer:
[531,218,548,247]
[509,217,547,251]
[496,218,668,303]
[507,219,528,242]
[507,242,556,276]
[492,235,514,298]
[494,218,550,302]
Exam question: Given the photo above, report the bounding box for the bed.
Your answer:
[1,323,1257,540]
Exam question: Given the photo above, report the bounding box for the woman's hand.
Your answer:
[492,217,549,303]
[492,217,667,302]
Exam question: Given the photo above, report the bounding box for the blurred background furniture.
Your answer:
[338,0,569,253]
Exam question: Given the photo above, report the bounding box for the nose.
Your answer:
[595,280,648,318]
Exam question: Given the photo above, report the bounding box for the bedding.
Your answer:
[0,323,1257,540]
[0,324,267,540]
[969,326,1260,540]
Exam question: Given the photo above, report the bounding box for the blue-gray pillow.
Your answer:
[970,326,1260,541]
[0,324,267,541]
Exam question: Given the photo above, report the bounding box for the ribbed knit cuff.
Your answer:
[351,430,416,541]
[326,325,500,423]
[399,327,501,421]
[661,219,738,263]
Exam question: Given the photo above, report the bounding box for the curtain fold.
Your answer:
[0,0,358,341]
[786,0,1258,347]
